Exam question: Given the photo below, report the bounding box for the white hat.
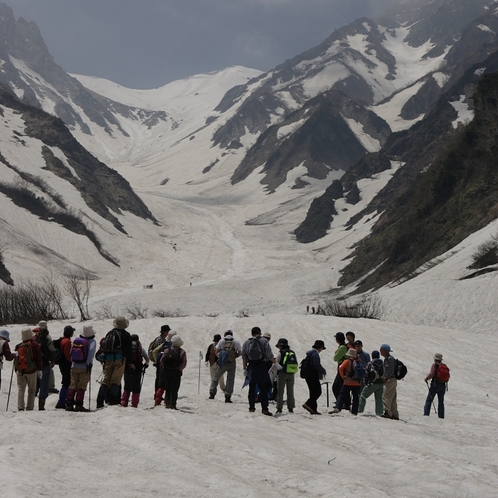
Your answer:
[171,335,184,347]
[83,325,95,338]
[21,327,33,341]
[346,349,357,358]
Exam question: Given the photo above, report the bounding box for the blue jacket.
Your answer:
[306,348,326,379]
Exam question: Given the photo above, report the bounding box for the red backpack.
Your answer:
[436,363,450,382]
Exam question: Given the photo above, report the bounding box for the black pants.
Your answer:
[333,371,350,409]
[162,369,182,407]
[248,362,271,411]
[305,373,322,411]
[59,361,72,387]
[124,365,143,394]
[335,384,361,414]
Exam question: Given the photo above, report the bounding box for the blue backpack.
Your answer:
[350,359,365,381]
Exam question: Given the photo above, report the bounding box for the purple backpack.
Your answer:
[71,337,89,363]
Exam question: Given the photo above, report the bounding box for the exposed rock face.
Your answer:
[0,3,167,136]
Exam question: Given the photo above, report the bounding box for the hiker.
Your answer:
[148,324,171,395]
[34,321,56,410]
[424,353,449,419]
[96,316,133,409]
[261,332,277,401]
[358,350,384,416]
[209,332,242,403]
[380,344,399,420]
[354,340,370,368]
[332,332,349,407]
[151,329,177,405]
[330,349,362,415]
[14,328,42,411]
[345,331,356,349]
[302,340,327,415]
[121,334,149,408]
[65,326,97,412]
[274,338,297,414]
[55,325,75,408]
[157,335,187,409]
[0,329,15,390]
[205,334,226,393]
[241,327,275,416]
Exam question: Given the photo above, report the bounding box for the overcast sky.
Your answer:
[7,0,401,89]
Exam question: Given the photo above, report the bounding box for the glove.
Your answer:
[37,371,42,379]
[243,369,248,378]
[275,363,283,371]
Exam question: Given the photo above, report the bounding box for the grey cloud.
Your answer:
[6,0,403,88]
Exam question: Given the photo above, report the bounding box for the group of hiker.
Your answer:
[0,321,449,418]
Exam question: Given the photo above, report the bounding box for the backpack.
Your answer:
[350,359,365,381]
[53,338,62,365]
[15,341,35,373]
[103,329,122,354]
[368,358,384,383]
[247,337,263,362]
[161,347,182,369]
[224,340,237,362]
[131,340,142,363]
[299,353,313,378]
[394,358,408,380]
[436,363,450,382]
[281,350,298,374]
[70,337,89,363]
[148,336,164,362]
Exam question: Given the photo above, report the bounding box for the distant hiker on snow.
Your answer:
[96,316,132,409]
[0,329,15,390]
[121,334,149,408]
[14,327,42,411]
[55,325,75,409]
[65,326,96,412]
[156,335,187,409]
[148,324,171,396]
[358,350,384,416]
[424,353,450,419]
[205,333,225,393]
[302,340,327,415]
[241,327,275,416]
[380,344,399,420]
[209,330,242,403]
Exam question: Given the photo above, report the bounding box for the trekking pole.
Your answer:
[140,365,146,390]
[321,381,330,408]
[88,371,92,411]
[6,362,15,412]
[198,351,202,394]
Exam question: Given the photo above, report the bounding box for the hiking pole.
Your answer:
[321,381,330,408]
[88,371,92,411]
[6,362,14,412]
[198,351,202,394]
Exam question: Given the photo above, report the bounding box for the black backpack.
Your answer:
[394,358,408,380]
[162,348,182,369]
[52,338,63,365]
[299,353,313,378]
[103,329,122,354]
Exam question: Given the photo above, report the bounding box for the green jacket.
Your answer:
[334,344,348,364]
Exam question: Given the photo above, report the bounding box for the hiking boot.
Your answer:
[38,398,46,411]
[225,396,232,403]
[209,393,215,399]
[74,405,91,412]
[262,409,273,416]
[275,409,282,414]
[249,407,256,413]
[381,412,392,419]
[65,402,74,412]
[288,409,294,413]
[329,408,341,414]
[49,388,59,394]
[312,411,322,415]
[302,403,313,414]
